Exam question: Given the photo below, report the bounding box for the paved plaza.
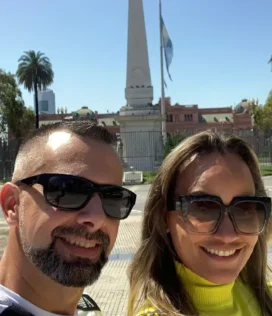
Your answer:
[0,181,272,315]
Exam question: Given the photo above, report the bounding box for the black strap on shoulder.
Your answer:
[1,296,100,315]
[77,294,101,312]
[1,304,34,315]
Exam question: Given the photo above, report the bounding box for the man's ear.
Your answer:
[0,183,20,226]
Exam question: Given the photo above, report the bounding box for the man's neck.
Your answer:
[0,239,83,315]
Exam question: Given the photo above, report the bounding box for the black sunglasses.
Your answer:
[16,173,137,220]
[170,194,271,235]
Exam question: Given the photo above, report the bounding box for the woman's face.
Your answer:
[167,153,259,284]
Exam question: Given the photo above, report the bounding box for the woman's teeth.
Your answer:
[203,247,236,257]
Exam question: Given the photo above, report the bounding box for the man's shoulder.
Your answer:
[77,294,103,315]
[0,286,103,316]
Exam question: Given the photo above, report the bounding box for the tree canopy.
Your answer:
[253,90,272,131]
[16,50,54,129]
[0,69,34,138]
[164,134,187,157]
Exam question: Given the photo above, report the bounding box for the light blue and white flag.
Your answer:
[161,16,174,81]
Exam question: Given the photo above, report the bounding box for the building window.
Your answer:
[102,121,106,126]
[185,114,193,122]
[39,100,49,112]
[113,121,117,126]
[166,114,173,122]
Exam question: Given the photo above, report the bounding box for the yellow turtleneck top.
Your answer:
[136,261,265,315]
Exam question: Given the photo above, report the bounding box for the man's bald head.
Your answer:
[12,121,118,183]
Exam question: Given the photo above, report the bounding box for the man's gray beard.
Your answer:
[19,222,109,288]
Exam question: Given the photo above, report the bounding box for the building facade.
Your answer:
[157,97,254,136]
[36,97,254,136]
[37,89,56,114]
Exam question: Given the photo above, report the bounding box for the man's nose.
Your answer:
[75,193,106,231]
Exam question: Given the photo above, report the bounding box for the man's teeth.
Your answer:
[204,248,236,257]
[62,237,97,249]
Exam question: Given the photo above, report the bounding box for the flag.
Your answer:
[161,16,173,81]
[268,55,272,72]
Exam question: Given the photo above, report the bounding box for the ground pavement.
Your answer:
[0,180,272,315]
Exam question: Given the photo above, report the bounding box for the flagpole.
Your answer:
[159,0,167,145]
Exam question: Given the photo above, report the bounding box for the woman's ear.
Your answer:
[0,183,20,226]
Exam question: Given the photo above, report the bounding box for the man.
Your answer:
[0,122,136,315]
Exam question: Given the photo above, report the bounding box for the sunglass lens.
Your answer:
[100,187,133,219]
[232,201,266,234]
[187,200,222,233]
[46,176,90,210]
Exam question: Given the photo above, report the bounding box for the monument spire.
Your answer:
[117,0,163,172]
[125,0,153,107]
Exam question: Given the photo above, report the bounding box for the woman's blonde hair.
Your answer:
[128,131,272,316]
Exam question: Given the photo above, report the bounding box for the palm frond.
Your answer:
[16,50,54,92]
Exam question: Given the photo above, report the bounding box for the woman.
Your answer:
[128,131,272,316]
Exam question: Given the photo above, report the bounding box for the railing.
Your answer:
[1,129,272,180]
[0,138,21,181]
[115,129,272,173]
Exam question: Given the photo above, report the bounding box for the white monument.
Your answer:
[117,0,163,171]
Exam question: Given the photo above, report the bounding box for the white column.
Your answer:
[125,0,153,107]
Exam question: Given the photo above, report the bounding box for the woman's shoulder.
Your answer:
[135,302,166,316]
[136,309,166,316]
[235,279,272,289]
[235,278,272,295]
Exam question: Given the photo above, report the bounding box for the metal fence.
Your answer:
[115,131,164,172]
[0,138,21,181]
[1,129,272,181]
[116,129,272,172]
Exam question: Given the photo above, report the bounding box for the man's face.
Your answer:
[12,132,123,287]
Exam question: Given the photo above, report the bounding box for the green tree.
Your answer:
[16,50,54,129]
[164,134,187,157]
[0,69,35,138]
[254,91,272,131]
[266,90,272,107]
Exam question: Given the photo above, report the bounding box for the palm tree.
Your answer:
[16,50,54,129]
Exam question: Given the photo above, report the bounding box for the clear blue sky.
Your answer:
[1,0,272,113]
